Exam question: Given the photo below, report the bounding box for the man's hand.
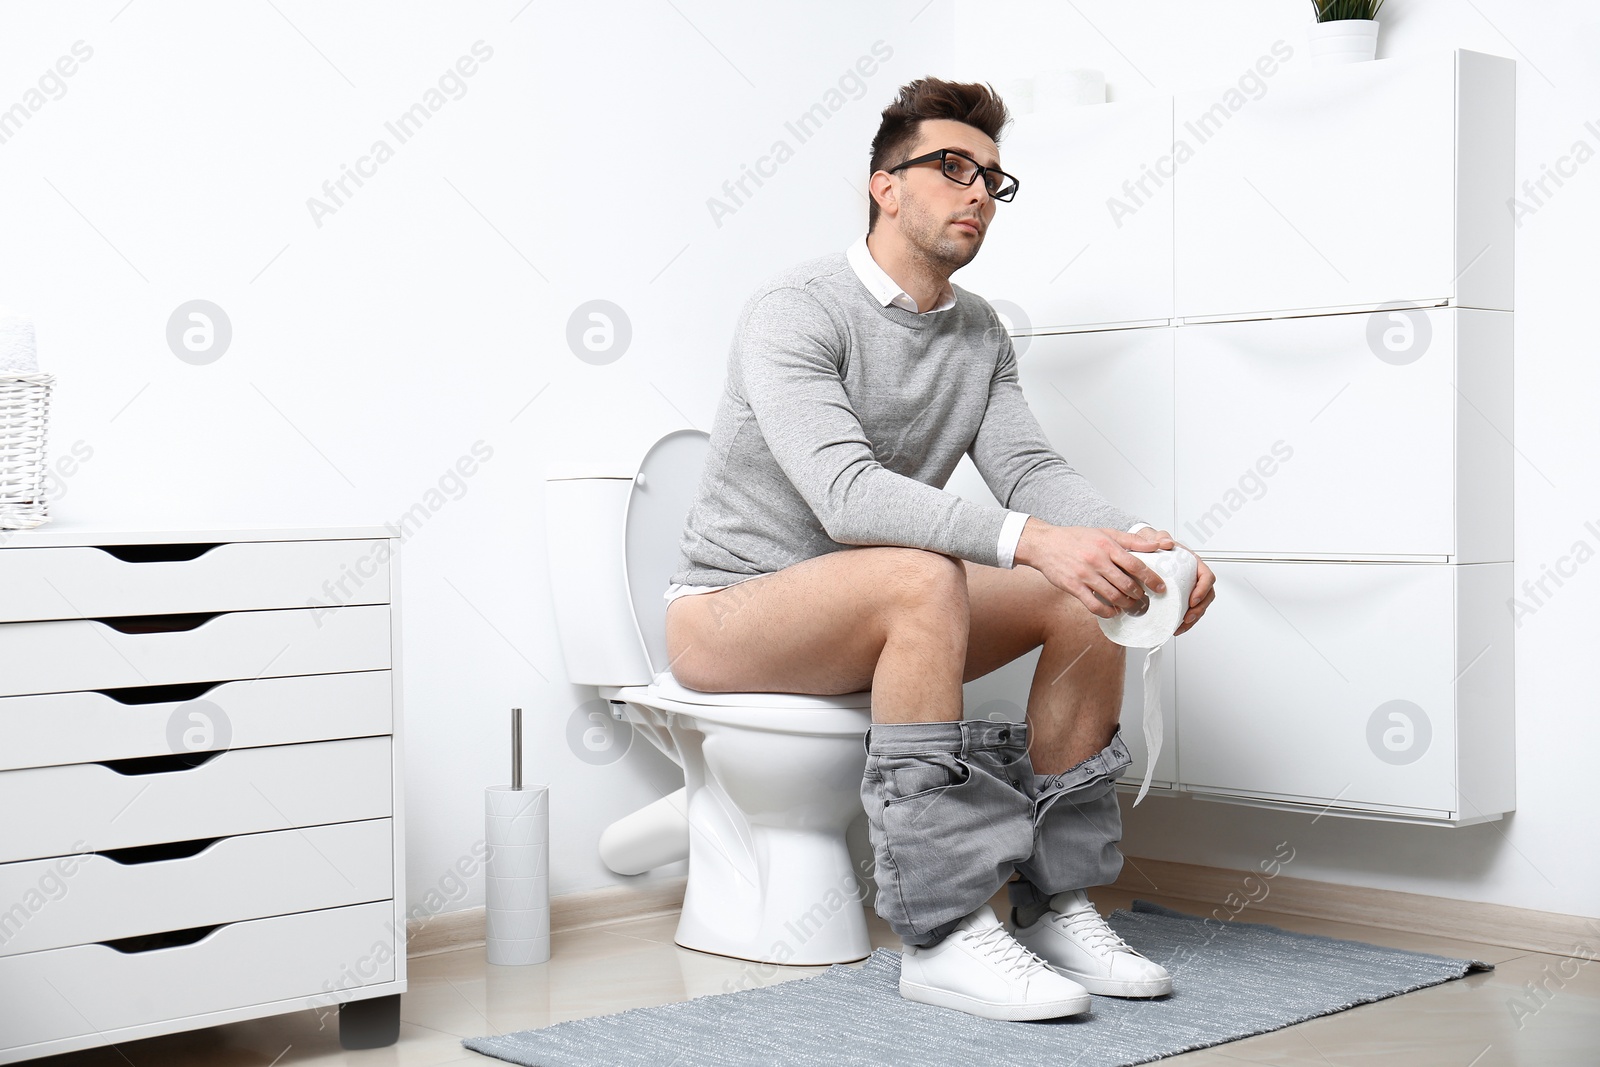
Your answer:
[1014,519,1216,634]
[1013,519,1174,619]
[1137,528,1216,636]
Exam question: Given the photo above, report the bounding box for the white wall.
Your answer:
[3,0,1594,925]
[953,0,1600,922]
[0,1,955,921]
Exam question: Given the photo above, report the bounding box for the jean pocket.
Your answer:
[877,752,969,804]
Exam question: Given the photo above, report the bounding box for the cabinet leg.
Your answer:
[339,993,402,1049]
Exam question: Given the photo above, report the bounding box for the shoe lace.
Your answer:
[967,922,1050,978]
[1053,907,1137,956]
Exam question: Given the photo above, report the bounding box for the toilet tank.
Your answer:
[545,429,711,687]
[545,464,654,687]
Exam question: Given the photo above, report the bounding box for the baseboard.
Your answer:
[1113,856,1600,960]
[409,863,1599,962]
[407,877,687,958]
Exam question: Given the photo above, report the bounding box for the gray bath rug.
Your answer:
[462,898,1492,1066]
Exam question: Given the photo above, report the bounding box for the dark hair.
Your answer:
[868,77,1011,232]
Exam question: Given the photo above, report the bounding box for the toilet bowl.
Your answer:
[545,428,874,965]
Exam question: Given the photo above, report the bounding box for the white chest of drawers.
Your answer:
[0,524,407,1060]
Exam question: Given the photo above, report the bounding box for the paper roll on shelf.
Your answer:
[1099,547,1198,806]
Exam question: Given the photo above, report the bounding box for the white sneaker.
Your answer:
[898,905,1092,1021]
[1011,890,1172,998]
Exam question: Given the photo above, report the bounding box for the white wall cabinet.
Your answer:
[976,48,1515,825]
[955,97,1175,331]
[1174,50,1513,319]
[1171,49,1504,316]
[1174,560,1512,823]
[1173,308,1513,561]
[1021,328,1175,533]
[0,525,406,1062]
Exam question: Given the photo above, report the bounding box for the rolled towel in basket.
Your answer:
[0,306,40,375]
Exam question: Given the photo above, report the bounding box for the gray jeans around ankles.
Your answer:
[860,718,1132,948]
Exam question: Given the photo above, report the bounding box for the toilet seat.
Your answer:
[651,671,871,709]
[604,672,872,735]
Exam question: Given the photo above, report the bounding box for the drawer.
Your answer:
[0,670,393,771]
[0,737,391,863]
[0,900,394,1052]
[0,539,391,623]
[1174,559,1510,818]
[1172,50,1512,317]
[1173,309,1512,560]
[1022,328,1175,533]
[0,605,391,697]
[0,819,392,957]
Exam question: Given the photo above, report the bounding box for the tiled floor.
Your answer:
[22,886,1599,1066]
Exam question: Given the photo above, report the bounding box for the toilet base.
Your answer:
[674,823,871,966]
[603,686,874,966]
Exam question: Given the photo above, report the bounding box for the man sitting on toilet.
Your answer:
[664,76,1216,1021]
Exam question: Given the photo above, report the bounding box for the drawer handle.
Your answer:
[102,923,222,954]
[97,612,223,635]
[98,681,221,705]
[93,543,224,563]
[99,837,221,865]
[98,750,225,775]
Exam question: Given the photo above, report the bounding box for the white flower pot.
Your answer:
[1308,19,1379,65]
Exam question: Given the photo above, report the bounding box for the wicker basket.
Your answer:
[0,372,54,530]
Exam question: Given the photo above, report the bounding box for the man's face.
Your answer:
[885,118,1002,272]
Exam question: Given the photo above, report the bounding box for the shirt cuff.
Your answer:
[997,511,1031,569]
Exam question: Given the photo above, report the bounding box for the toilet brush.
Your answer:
[484,707,550,965]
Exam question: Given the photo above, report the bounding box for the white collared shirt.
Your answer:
[846,234,956,314]
[844,234,1150,567]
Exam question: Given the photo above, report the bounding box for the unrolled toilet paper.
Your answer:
[1098,547,1198,807]
[0,306,39,375]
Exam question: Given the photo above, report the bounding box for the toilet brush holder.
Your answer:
[485,708,550,965]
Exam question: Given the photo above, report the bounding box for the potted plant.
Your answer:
[1307,0,1384,65]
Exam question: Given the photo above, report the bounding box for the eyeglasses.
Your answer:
[887,148,1020,202]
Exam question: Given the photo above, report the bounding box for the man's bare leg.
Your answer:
[961,558,1125,774]
[665,547,1124,771]
[666,546,970,721]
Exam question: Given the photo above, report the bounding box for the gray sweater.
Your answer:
[668,252,1140,588]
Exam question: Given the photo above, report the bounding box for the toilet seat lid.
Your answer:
[650,672,872,710]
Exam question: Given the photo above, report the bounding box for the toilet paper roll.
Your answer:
[0,307,39,375]
[485,784,550,965]
[1098,548,1199,807]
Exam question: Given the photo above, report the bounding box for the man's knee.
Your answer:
[873,547,967,609]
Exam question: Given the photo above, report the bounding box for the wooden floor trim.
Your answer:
[410,863,1599,961]
[1113,856,1600,959]
[408,877,686,958]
